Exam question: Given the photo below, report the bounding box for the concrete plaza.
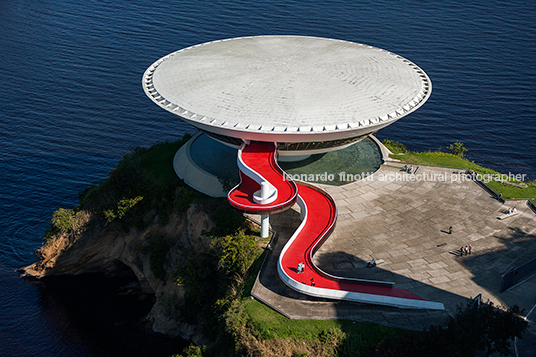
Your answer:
[251,162,536,336]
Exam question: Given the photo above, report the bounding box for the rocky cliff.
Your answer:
[19,201,215,345]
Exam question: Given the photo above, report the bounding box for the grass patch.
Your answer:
[242,298,404,355]
[391,148,535,200]
[488,180,536,200]
[244,298,334,340]
[396,151,473,168]
[382,139,408,154]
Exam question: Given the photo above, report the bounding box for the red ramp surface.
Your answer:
[228,142,297,214]
[228,141,444,310]
[277,183,443,309]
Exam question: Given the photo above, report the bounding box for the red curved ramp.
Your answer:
[227,141,444,310]
[228,142,298,214]
[277,182,444,309]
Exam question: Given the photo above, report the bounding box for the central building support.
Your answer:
[260,214,269,238]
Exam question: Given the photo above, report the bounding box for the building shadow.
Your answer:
[253,206,536,332]
[458,226,536,306]
[253,210,468,330]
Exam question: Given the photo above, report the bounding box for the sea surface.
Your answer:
[1,0,534,355]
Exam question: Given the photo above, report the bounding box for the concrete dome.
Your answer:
[143,36,431,151]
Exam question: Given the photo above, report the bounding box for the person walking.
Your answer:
[468,244,472,255]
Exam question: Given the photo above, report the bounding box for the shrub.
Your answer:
[51,208,75,232]
[215,231,257,279]
[373,300,528,357]
[103,196,144,224]
[174,186,194,213]
[174,344,204,357]
[44,208,76,243]
[382,139,408,154]
[209,202,247,236]
[338,333,366,357]
[175,251,221,323]
[448,141,468,158]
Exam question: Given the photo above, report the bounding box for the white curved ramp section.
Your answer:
[278,262,445,310]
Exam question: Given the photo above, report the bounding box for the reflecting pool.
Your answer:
[188,134,382,187]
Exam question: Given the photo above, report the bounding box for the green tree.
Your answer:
[173,344,204,357]
[445,302,528,357]
[51,208,75,232]
[45,207,77,243]
[175,251,221,319]
[209,202,247,236]
[448,141,468,158]
[373,301,528,357]
[216,230,257,278]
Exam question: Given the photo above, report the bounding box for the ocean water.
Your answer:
[1,0,534,355]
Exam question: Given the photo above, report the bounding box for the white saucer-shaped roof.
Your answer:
[143,36,431,143]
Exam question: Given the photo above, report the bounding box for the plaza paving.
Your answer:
[251,162,536,337]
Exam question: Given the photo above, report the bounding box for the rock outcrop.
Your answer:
[19,202,215,345]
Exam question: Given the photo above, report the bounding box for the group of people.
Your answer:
[507,207,518,215]
[467,169,481,181]
[460,245,472,256]
[296,263,316,286]
[403,165,415,174]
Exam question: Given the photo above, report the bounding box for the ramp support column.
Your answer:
[260,182,270,238]
[260,214,269,238]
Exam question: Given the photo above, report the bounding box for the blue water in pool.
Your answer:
[1,0,534,355]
